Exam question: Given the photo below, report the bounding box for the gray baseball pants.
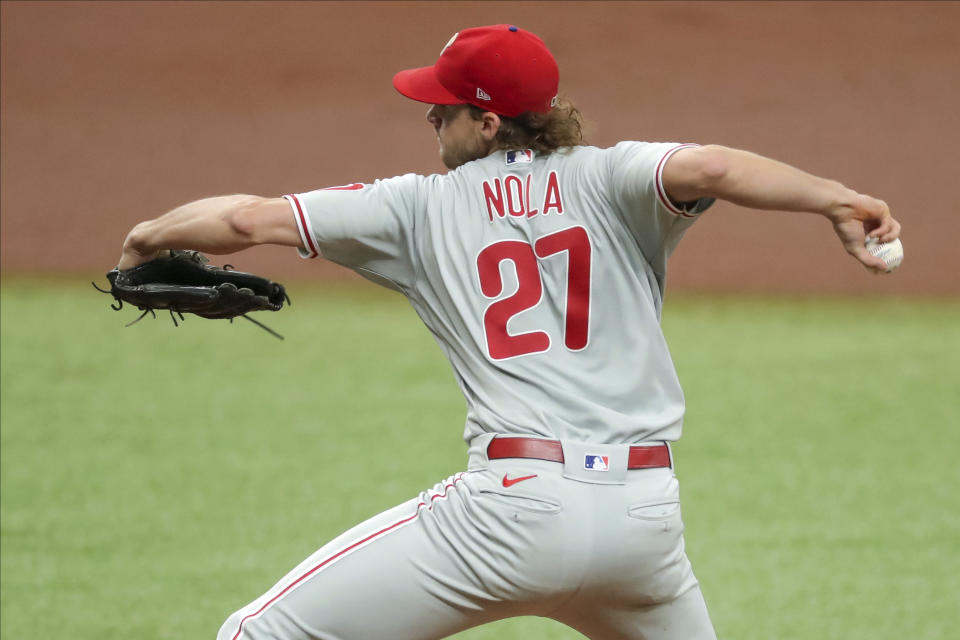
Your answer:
[217,437,717,639]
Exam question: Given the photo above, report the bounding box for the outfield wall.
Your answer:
[2,1,957,295]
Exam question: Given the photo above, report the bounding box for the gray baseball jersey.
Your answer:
[218,143,719,640]
[285,142,712,447]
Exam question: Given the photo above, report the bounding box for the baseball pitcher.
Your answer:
[116,25,901,640]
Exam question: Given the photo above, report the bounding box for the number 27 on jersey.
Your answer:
[476,226,591,360]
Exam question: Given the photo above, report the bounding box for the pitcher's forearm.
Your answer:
[681,146,857,220]
[707,147,856,218]
[121,195,260,261]
[663,144,898,272]
[117,195,302,270]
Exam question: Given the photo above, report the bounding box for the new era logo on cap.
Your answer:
[476,88,491,101]
[584,455,609,471]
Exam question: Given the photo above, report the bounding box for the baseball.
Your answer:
[865,236,903,272]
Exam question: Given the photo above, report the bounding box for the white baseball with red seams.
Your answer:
[866,236,904,272]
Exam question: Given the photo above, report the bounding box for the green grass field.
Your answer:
[2,278,958,639]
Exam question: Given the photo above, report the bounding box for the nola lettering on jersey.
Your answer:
[482,171,564,222]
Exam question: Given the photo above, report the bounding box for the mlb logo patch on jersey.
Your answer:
[584,455,610,471]
[505,149,533,165]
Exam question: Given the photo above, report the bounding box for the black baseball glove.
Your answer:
[94,250,290,338]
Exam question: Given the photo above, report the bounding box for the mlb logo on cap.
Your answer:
[505,149,533,165]
[584,455,609,471]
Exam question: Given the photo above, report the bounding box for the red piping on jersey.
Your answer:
[655,144,699,219]
[228,473,466,640]
[321,182,365,191]
[286,194,320,258]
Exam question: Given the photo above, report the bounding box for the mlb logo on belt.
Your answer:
[505,149,533,165]
[584,455,609,471]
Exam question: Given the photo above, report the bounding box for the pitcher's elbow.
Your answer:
[696,145,731,187]
[225,195,266,240]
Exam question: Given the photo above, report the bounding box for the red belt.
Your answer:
[487,437,671,469]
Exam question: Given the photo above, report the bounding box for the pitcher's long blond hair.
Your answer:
[468,97,584,155]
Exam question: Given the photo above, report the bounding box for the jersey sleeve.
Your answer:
[605,141,715,265]
[284,174,422,291]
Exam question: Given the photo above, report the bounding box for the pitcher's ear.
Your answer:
[479,111,501,141]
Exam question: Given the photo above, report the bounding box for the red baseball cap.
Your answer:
[393,24,559,118]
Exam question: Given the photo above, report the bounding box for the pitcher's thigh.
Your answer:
[217,479,509,640]
[560,585,717,640]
